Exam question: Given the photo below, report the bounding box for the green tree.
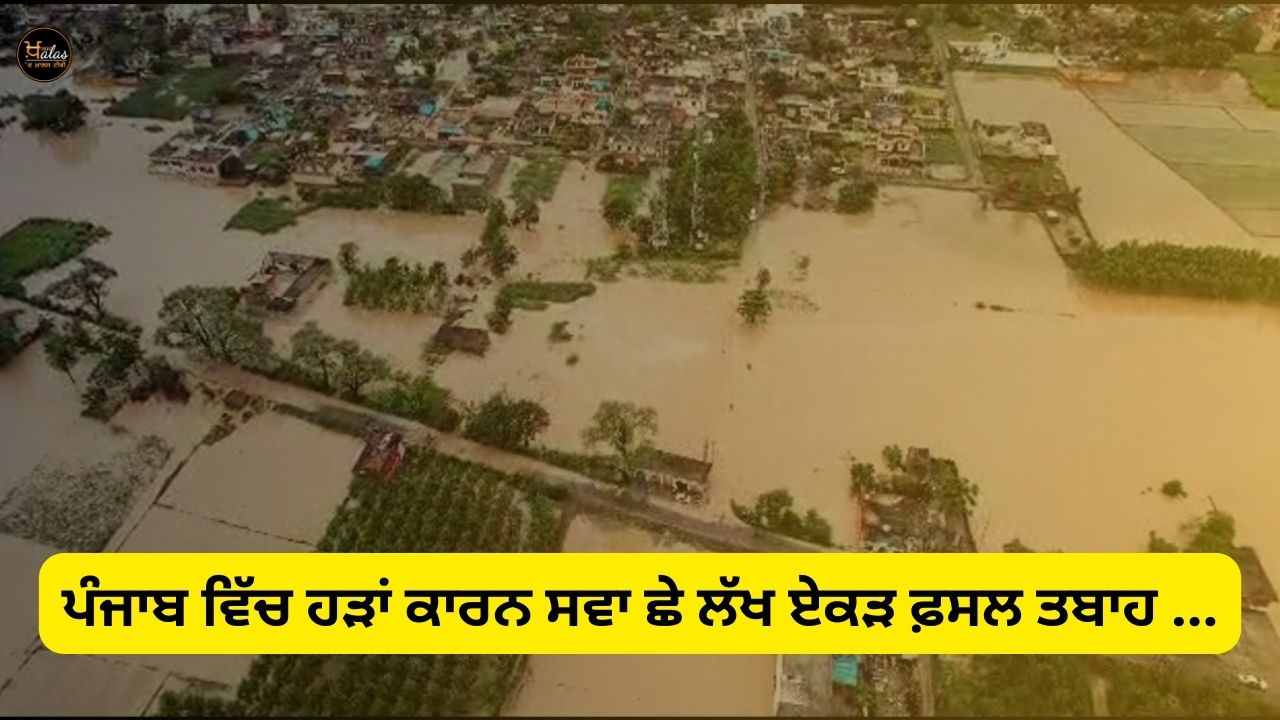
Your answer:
[464,392,551,450]
[154,286,272,365]
[581,400,658,464]
[45,258,117,317]
[486,292,513,334]
[332,339,391,400]
[737,268,772,325]
[477,200,518,277]
[1187,510,1235,553]
[386,174,450,212]
[512,196,540,229]
[602,192,636,229]
[42,324,83,385]
[21,91,88,134]
[836,176,878,214]
[290,321,339,390]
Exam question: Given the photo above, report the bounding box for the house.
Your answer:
[433,323,491,355]
[353,428,407,481]
[972,119,1057,159]
[873,124,926,175]
[241,251,332,312]
[633,447,711,504]
[452,148,509,207]
[148,135,245,182]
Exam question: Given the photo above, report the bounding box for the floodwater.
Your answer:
[3,67,1280,639]
[953,71,1265,251]
[718,192,1280,579]
[505,513,776,717]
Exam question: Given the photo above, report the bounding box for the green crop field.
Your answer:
[1125,125,1280,168]
[157,449,565,716]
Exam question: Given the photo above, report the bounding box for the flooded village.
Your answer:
[4,2,1280,716]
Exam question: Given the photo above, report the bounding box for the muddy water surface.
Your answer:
[718,192,1280,580]
[505,513,776,717]
[953,71,1263,250]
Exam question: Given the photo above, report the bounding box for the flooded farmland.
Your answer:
[5,40,1280,716]
[506,513,777,717]
[953,71,1268,250]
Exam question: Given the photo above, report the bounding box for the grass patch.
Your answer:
[982,155,1074,210]
[510,152,566,204]
[1234,53,1280,109]
[499,281,596,311]
[925,130,964,165]
[224,198,298,234]
[0,218,109,284]
[1125,125,1280,168]
[1072,240,1280,304]
[106,65,245,120]
[586,256,731,284]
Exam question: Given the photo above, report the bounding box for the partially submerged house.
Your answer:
[433,323,491,356]
[633,447,711,504]
[242,251,332,312]
[353,427,407,481]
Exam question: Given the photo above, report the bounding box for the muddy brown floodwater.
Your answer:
[4,68,1280,636]
[505,513,776,717]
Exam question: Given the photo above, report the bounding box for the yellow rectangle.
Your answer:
[40,552,1239,655]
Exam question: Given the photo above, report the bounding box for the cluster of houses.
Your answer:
[746,4,962,187]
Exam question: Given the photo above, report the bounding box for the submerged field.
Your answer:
[1078,69,1280,238]
[505,513,776,717]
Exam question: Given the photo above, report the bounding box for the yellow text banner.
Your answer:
[40,552,1239,655]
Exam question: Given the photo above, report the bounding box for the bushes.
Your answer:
[385,173,453,213]
[731,489,833,546]
[510,153,566,205]
[366,373,462,432]
[463,392,550,450]
[20,90,88,133]
[836,176,879,214]
[602,175,646,229]
[0,218,109,284]
[498,281,596,311]
[1071,241,1280,304]
[339,243,451,314]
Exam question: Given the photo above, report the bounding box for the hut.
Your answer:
[242,251,332,312]
[353,428,407,481]
[633,448,712,504]
[433,324,491,356]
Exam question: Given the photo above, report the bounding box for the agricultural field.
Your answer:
[1234,53,1280,108]
[1124,125,1280,167]
[224,197,299,235]
[1089,82,1280,238]
[0,218,109,287]
[105,65,246,121]
[157,411,362,546]
[158,449,566,716]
